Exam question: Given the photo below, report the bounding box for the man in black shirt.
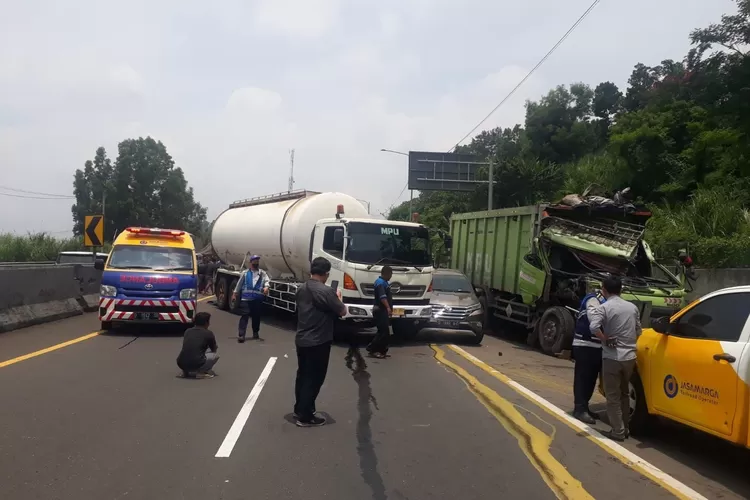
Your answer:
[367,265,393,358]
[293,257,347,427]
[176,312,219,379]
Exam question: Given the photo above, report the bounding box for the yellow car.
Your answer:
[599,286,750,447]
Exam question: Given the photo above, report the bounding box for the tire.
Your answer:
[100,321,112,331]
[228,279,240,312]
[538,306,574,355]
[628,371,650,435]
[392,321,419,342]
[215,276,230,310]
[469,330,484,345]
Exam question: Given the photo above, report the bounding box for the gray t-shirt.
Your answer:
[295,279,346,347]
[588,295,642,361]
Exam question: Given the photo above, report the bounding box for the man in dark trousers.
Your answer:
[293,257,346,427]
[176,312,219,379]
[233,254,270,342]
[367,265,393,358]
[571,289,606,424]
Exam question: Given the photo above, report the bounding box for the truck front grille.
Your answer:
[361,283,426,298]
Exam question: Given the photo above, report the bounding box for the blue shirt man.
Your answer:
[367,265,393,358]
[232,254,270,342]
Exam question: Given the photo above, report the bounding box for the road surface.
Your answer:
[0,297,747,500]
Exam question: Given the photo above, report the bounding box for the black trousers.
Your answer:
[573,345,603,413]
[294,341,332,421]
[368,309,390,354]
[238,300,263,338]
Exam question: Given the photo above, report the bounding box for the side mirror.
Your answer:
[94,259,105,271]
[443,235,453,251]
[652,316,671,334]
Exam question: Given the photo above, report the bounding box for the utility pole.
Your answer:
[409,191,413,220]
[288,149,295,192]
[487,158,494,211]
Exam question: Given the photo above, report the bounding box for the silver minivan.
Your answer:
[426,269,485,344]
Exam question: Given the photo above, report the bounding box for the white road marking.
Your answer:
[450,345,708,500]
[215,356,277,458]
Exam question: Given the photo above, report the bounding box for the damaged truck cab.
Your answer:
[450,202,692,355]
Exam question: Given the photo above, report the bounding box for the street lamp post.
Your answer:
[380,148,413,218]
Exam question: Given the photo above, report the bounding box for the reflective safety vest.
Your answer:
[241,270,266,302]
[573,292,605,345]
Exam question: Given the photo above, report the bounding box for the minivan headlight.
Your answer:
[180,288,197,300]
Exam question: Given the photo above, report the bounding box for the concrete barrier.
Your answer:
[0,266,101,333]
[688,268,750,299]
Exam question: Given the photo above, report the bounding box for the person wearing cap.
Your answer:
[233,254,270,342]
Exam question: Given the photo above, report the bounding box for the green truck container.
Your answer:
[449,202,693,355]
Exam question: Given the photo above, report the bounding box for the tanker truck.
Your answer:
[209,190,436,339]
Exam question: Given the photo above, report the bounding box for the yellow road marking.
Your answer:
[446,344,705,500]
[0,332,101,368]
[0,296,214,369]
[431,345,594,500]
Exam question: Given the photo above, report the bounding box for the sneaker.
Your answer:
[296,416,326,427]
[252,335,264,341]
[238,337,245,344]
[197,372,215,379]
[601,430,626,442]
[293,411,317,419]
[573,412,596,425]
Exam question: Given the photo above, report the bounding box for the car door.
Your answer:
[649,292,750,437]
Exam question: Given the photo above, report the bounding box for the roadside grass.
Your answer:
[0,233,85,262]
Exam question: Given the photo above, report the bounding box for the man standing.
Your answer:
[294,257,346,427]
[233,254,270,343]
[589,276,642,441]
[176,312,219,378]
[367,265,393,359]
[571,289,606,424]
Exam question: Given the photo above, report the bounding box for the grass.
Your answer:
[0,233,86,262]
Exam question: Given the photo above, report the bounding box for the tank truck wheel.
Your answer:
[228,279,240,312]
[215,277,229,310]
[538,307,574,355]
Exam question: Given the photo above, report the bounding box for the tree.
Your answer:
[71,137,207,241]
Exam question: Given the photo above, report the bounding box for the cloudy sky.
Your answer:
[0,0,737,235]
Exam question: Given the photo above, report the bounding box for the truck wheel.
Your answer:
[228,279,240,312]
[538,306,574,355]
[216,277,230,310]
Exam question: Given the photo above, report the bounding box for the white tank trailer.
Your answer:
[209,189,435,339]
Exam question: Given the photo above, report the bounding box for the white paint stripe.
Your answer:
[215,356,277,458]
[449,345,708,500]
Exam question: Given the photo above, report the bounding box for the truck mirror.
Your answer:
[94,259,105,271]
[443,235,453,250]
[333,228,344,250]
[652,316,670,334]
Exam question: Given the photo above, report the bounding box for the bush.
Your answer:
[646,186,750,268]
[0,233,86,262]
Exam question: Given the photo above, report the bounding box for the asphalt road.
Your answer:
[0,297,746,500]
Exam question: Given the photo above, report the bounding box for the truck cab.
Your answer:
[311,215,434,339]
[94,227,198,330]
[626,286,750,447]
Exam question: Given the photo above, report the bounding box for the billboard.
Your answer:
[407,151,490,192]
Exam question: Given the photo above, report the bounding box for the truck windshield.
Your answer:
[346,222,431,266]
[107,245,194,272]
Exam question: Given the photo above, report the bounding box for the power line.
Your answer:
[449,0,602,152]
[385,182,409,214]
[0,191,74,200]
[0,184,74,199]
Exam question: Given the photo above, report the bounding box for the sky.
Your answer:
[0,0,738,236]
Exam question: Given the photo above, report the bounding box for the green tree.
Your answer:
[72,137,207,241]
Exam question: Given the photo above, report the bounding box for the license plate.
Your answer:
[392,308,405,317]
[438,320,460,328]
[134,312,160,321]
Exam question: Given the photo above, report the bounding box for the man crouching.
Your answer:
[177,312,219,379]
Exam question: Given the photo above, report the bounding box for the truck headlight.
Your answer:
[100,285,117,297]
[180,288,197,300]
[348,307,368,316]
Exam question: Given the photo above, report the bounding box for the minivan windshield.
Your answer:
[433,274,473,293]
[107,245,194,272]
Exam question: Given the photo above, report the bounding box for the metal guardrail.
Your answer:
[0,261,97,268]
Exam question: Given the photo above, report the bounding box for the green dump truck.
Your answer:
[449,201,693,355]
